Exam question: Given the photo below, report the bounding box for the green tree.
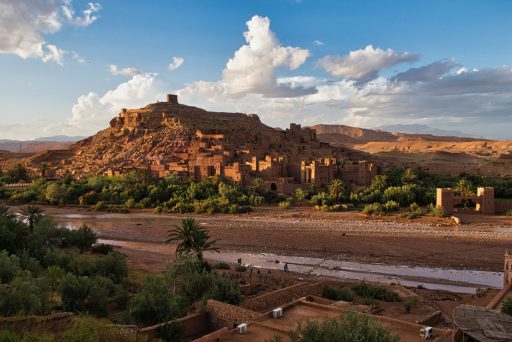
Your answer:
[0,251,20,283]
[328,179,345,203]
[455,179,474,196]
[20,205,44,232]
[45,182,67,205]
[73,225,98,254]
[166,218,219,260]
[129,276,183,326]
[7,164,29,183]
[370,175,388,191]
[289,311,399,342]
[401,168,417,184]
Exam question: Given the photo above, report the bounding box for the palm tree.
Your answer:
[370,175,388,191]
[166,217,219,260]
[401,168,417,184]
[455,179,473,196]
[328,179,345,203]
[20,205,43,232]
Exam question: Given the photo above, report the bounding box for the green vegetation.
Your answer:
[0,205,240,341]
[351,281,400,302]
[166,217,219,261]
[502,297,512,316]
[288,311,399,342]
[404,299,417,313]
[2,164,512,217]
[323,286,354,302]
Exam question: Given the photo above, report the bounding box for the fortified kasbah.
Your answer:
[17,94,381,194]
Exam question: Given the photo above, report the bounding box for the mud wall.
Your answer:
[241,282,324,312]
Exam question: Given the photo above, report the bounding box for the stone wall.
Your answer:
[136,312,213,342]
[206,300,260,328]
[241,282,324,312]
[0,312,73,333]
[496,201,512,214]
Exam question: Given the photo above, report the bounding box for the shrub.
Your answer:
[401,202,423,219]
[95,252,128,283]
[0,251,20,283]
[505,210,512,216]
[72,225,98,253]
[290,311,399,342]
[362,203,385,216]
[278,200,292,209]
[91,243,114,255]
[94,201,106,211]
[323,286,354,302]
[0,273,50,316]
[383,185,416,206]
[383,200,400,213]
[405,299,417,313]
[502,297,512,316]
[204,276,241,305]
[129,276,183,326]
[58,274,110,316]
[428,203,448,217]
[213,262,230,270]
[310,192,335,206]
[351,282,400,302]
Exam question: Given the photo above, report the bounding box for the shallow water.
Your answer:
[99,238,502,294]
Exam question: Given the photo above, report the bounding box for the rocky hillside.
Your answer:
[311,124,512,177]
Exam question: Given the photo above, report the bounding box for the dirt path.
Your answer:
[32,205,512,272]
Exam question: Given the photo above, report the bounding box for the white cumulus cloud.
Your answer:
[182,15,316,99]
[108,64,143,77]
[317,45,420,84]
[0,0,101,64]
[65,73,164,133]
[168,56,184,71]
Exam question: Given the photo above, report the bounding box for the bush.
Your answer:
[401,202,423,219]
[72,225,98,253]
[0,251,20,283]
[505,210,512,216]
[362,203,385,216]
[213,262,230,270]
[405,299,417,313]
[129,276,183,326]
[204,276,241,305]
[91,243,114,255]
[0,273,50,316]
[290,311,399,342]
[351,282,400,302]
[278,200,292,209]
[323,286,354,302]
[428,203,448,217]
[502,297,512,316]
[95,252,128,283]
[58,274,110,316]
[383,200,400,213]
[310,192,335,206]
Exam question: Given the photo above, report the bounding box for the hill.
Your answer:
[311,124,512,177]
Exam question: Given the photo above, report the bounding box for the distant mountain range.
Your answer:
[0,136,84,153]
[375,124,483,139]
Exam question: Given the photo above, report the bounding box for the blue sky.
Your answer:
[0,0,511,139]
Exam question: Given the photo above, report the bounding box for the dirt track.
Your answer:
[35,205,512,272]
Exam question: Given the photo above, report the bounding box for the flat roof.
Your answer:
[203,298,451,341]
[454,304,512,342]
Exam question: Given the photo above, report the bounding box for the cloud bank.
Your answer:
[39,15,512,140]
[0,0,100,64]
